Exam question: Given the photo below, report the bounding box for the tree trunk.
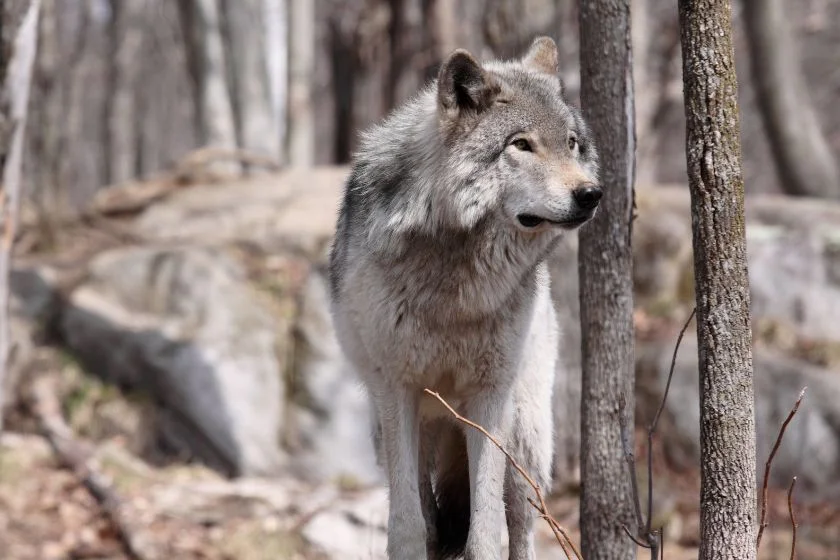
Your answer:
[742,0,840,198]
[386,0,423,110]
[219,0,280,163]
[678,1,757,558]
[176,0,239,174]
[577,0,637,557]
[103,0,143,186]
[286,0,314,167]
[264,0,287,163]
[0,0,40,431]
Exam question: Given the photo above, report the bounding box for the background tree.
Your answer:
[103,0,143,186]
[742,0,840,199]
[286,0,315,167]
[176,0,240,174]
[219,0,280,161]
[0,0,40,432]
[577,0,637,557]
[678,0,757,558]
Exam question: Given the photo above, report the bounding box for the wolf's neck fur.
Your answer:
[382,221,559,323]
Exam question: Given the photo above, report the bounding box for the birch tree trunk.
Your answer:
[578,0,637,557]
[286,0,314,167]
[678,0,757,558]
[176,0,239,174]
[742,0,840,198]
[0,0,40,432]
[219,0,280,163]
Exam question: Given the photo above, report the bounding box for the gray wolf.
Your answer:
[328,36,600,560]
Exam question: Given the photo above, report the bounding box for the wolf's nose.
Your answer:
[572,184,602,210]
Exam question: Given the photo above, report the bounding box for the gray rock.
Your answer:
[135,168,347,257]
[301,488,389,559]
[288,262,381,486]
[637,337,840,495]
[58,246,286,476]
[633,186,840,342]
[3,267,60,415]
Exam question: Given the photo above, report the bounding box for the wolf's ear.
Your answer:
[522,36,559,75]
[437,49,498,114]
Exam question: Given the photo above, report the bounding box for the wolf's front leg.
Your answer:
[464,389,513,560]
[378,385,427,560]
[505,395,554,560]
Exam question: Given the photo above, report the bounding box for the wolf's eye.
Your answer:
[512,138,532,152]
[568,135,578,152]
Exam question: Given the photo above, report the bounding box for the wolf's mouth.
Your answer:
[516,214,590,229]
[517,214,548,228]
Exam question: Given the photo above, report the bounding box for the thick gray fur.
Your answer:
[328,37,600,560]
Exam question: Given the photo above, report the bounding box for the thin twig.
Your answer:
[622,524,650,548]
[660,527,665,560]
[424,388,582,560]
[619,394,656,559]
[756,387,807,549]
[620,308,695,558]
[647,306,696,535]
[788,476,798,560]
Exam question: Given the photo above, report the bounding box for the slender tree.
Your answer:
[286,0,314,167]
[577,0,637,557]
[678,0,757,558]
[742,0,840,199]
[0,0,41,432]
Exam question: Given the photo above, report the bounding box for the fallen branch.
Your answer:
[787,476,798,560]
[423,388,581,560]
[26,376,150,560]
[620,307,696,559]
[756,387,807,549]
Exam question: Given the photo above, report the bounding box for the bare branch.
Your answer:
[787,476,798,560]
[621,524,650,548]
[649,307,697,441]
[646,307,695,536]
[26,376,150,560]
[620,308,695,559]
[756,387,807,549]
[424,388,581,560]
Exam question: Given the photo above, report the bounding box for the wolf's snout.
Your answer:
[572,184,602,210]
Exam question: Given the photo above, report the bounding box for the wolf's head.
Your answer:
[436,36,600,234]
[351,37,600,257]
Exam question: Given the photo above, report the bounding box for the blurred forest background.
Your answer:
[2,0,840,559]
[23,0,840,214]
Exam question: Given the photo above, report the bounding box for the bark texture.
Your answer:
[678,1,757,558]
[0,0,40,431]
[577,0,637,557]
[742,0,840,199]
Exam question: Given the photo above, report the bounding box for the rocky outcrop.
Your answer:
[56,246,287,476]
[8,168,840,494]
